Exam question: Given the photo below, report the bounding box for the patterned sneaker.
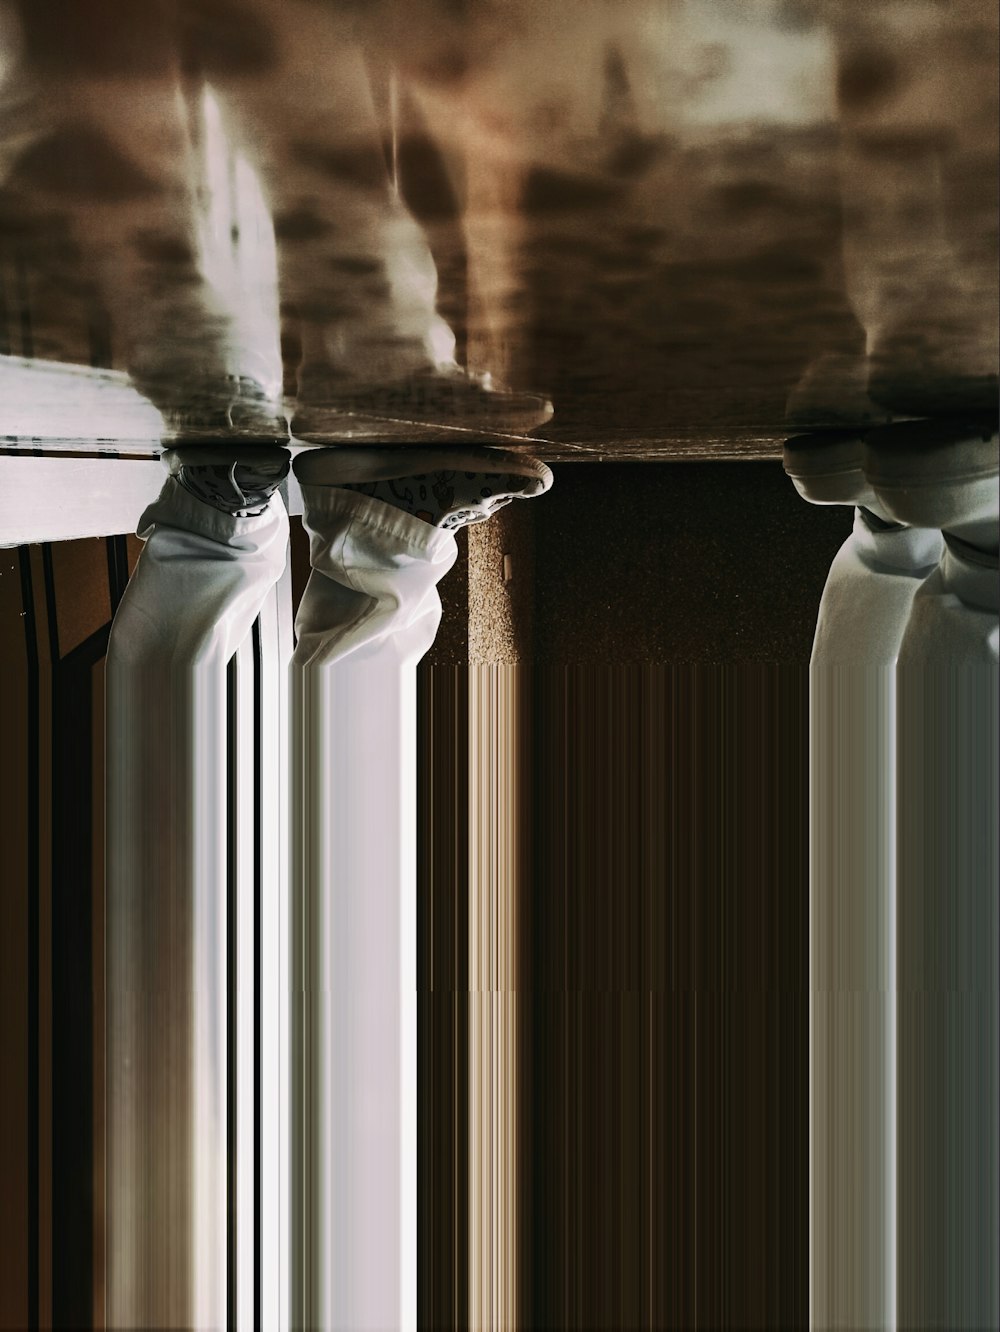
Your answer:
[164,444,291,517]
[291,366,554,441]
[292,446,553,530]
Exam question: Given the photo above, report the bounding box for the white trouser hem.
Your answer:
[293,485,457,670]
[811,510,943,669]
[113,476,290,670]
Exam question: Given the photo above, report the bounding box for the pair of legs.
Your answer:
[790,421,999,1331]
[104,441,552,1331]
[1,5,560,1322]
[791,10,998,1326]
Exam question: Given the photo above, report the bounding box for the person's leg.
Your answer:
[894,557,999,1329]
[803,9,997,1312]
[785,431,943,1331]
[863,419,999,1330]
[784,432,945,662]
[806,1,999,1315]
[287,446,551,1330]
[105,448,289,1331]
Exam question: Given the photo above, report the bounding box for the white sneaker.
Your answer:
[292,445,553,530]
[863,418,1000,547]
[783,431,881,508]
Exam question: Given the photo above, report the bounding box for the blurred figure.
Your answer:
[790,413,999,1332]
[827,0,999,418]
[0,0,557,439]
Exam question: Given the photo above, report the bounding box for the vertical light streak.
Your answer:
[234,634,256,1331]
[809,665,895,1331]
[400,662,419,1332]
[886,673,898,1332]
[106,653,228,1329]
[256,567,294,1332]
[197,88,282,400]
[389,69,401,198]
[469,664,519,1332]
[291,654,414,1331]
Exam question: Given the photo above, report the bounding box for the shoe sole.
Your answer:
[290,398,554,443]
[289,416,552,446]
[863,420,999,529]
[862,419,1000,488]
[782,431,876,505]
[161,428,290,448]
[292,445,554,492]
[163,443,292,469]
[158,404,289,449]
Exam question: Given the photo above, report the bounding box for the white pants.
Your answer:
[288,484,455,1332]
[894,535,999,1330]
[105,471,456,1332]
[809,511,942,1331]
[810,511,999,1331]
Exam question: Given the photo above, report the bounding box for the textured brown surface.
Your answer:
[533,461,853,665]
[467,498,537,667]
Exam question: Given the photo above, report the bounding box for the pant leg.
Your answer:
[895,536,999,1330]
[105,476,288,1331]
[289,486,455,1331]
[293,485,456,670]
[811,512,945,667]
[809,511,942,1331]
